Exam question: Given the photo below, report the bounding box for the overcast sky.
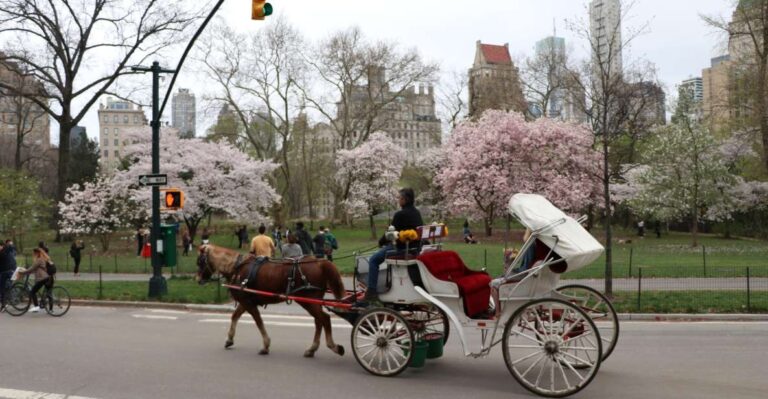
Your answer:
[73,0,733,143]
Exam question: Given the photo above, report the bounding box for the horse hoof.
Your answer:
[225,340,234,349]
[336,345,345,356]
[304,350,315,358]
[259,349,269,355]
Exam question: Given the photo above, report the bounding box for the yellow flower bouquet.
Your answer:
[398,229,419,243]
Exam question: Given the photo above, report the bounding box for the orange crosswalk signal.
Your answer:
[252,0,273,20]
[163,189,184,209]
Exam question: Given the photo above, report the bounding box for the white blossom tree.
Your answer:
[58,176,147,251]
[114,128,280,241]
[335,132,406,239]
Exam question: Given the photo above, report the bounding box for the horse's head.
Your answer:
[196,244,214,285]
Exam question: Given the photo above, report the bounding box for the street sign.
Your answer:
[138,174,168,187]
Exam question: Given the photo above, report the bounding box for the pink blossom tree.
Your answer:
[335,132,407,239]
[58,176,148,251]
[437,110,602,236]
[114,128,280,241]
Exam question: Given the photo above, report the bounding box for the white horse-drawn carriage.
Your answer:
[344,193,618,397]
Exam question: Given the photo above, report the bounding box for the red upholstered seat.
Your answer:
[416,250,492,317]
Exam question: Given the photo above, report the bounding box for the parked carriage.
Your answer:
[222,193,618,397]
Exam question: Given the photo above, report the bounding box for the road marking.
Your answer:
[132,314,178,320]
[198,319,351,328]
[0,387,99,399]
[148,309,189,315]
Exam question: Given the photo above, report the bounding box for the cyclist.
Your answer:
[0,240,18,313]
[17,248,52,313]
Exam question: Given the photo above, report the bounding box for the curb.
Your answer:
[71,299,768,321]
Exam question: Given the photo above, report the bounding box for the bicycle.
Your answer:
[5,273,71,317]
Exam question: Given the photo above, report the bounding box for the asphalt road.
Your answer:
[1,306,767,399]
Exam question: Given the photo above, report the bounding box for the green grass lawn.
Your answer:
[8,218,768,279]
[58,276,230,304]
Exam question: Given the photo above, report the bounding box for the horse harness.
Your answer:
[233,255,321,296]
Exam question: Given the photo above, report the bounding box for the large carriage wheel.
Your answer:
[402,304,449,345]
[503,298,602,398]
[5,283,30,317]
[351,307,414,377]
[556,284,619,364]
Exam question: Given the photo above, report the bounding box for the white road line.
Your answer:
[198,319,351,328]
[131,314,178,320]
[0,387,99,399]
[148,309,189,315]
[200,313,318,321]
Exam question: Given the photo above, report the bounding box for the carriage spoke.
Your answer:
[359,345,377,361]
[518,353,546,378]
[559,350,593,367]
[558,355,588,381]
[550,357,555,392]
[512,349,545,366]
[522,315,546,342]
[556,357,573,390]
[514,330,546,346]
[507,345,545,349]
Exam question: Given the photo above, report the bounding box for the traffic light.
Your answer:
[163,189,184,210]
[252,0,273,20]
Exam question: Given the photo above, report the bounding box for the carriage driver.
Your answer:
[357,188,424,307]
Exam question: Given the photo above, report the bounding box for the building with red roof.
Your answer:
[468,41,527,118]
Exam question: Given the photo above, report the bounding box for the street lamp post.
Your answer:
[132,62,176,298]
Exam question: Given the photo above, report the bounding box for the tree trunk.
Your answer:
[55,120,73,241]
[484,216,492,237]
[14,132,22,171]
[369,214,377,240]
[602,139,613,298]
[100,234,110,252]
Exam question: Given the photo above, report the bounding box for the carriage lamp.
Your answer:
[252,0,273,20]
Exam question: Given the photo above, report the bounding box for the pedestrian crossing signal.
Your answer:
[163,189,184,210]
[252,0,273,20]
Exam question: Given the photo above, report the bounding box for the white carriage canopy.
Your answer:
[508,193,604,272]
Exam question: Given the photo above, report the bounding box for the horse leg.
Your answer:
[298,302,322,358]
[245,304,271,355]
[225,303,246,349]
[302,303,345,357]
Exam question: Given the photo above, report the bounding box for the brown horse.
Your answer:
[196,244,346,358]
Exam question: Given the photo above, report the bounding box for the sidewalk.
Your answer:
[55,272,768,291]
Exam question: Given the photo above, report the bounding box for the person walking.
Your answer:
[281,233,303,258]
[182,230,191,256]
[239,225,249,249]
[136,228,144,256]
[0,239,18,313]
[323,228,338,261]
[201,227,211,245]
[637,220,645,237]
[250,225,275,257]
[654,220,661,239]
[294,222,313,256]
[17,248,52,313]
[272,226,283,250]
[69,240,85,276]
[312,227,326,259]
[38,241,49,254]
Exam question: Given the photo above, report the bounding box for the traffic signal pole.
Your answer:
[131,0,271,298]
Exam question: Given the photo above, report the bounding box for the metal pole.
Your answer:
[114,254,118,273]
[637,267,642,312]
[483,249,487,270]
[66,252,69,272]
[629,247,633,278]
[702,245,707,277]
[89,254,92,273]
[98,264,103,300]
[747,267,751,313]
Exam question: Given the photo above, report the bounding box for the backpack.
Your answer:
[45,261,57,276]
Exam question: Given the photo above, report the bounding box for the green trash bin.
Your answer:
[160,224,177,267]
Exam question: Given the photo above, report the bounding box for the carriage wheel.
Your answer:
[556,284,619,364]
[503,298,602,398]
[5,284,30,317]
[402,305,449,345]
[351,307,414,377]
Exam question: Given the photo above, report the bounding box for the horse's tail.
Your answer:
[321,260,345,300]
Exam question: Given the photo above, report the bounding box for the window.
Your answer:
[113,115,118,123]
[134,115,140,123]
[123,115,129,124]
[103,150,108,157]
[103,128,108,135]
[103,115,109,123]
[114,139,118,146]
[114,150,119,157]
